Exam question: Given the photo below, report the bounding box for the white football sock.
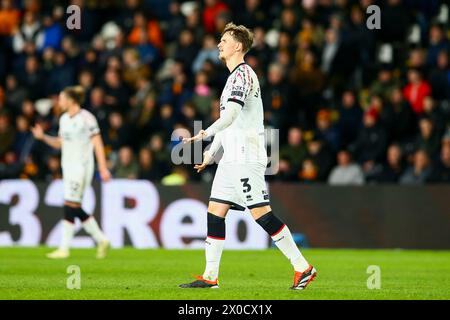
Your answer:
[271,225,309,272]
[203,237,225,281]
[59,220,75,252]
[82,217,107,243]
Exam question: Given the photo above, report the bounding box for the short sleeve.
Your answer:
[83,111,100,137]
[227,66,252,108]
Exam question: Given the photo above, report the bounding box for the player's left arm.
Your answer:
[86,112,111,182]
[91,134,111,182]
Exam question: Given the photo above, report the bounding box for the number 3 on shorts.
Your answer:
[240,178,251,193]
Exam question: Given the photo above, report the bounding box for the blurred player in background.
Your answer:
[31,86,111,259]
[180,23,316,290]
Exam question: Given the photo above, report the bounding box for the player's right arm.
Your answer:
[31,124,62,149]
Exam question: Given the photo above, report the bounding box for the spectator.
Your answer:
[43,154,62,182]
[40,13,64,51]
[298,158,319,183]
[180,101,197,132]
[20,154,39,180]
[192,71,216,119]
[399,149,432,185]
[262,63,290,128]
[0,150,23,179]
[235,0,267,30]
[133,93,158,140]
[202,0,229,34]
[192,34,220,74]
[414,116,440,159]
[122,48,151,89]
[328,150,365,185]
[428,143,450,183]
[315,109,340,152]
[130,76,154,109]
[115,0,142,34]
[5,74,27,114]
[114,146,139,179]
[247,27,273,69]
[422,96,445,137]
[158,103,176,134]
[12,115,33,158]
[87,87,110,132]
[290,50,325,127]
[350,107,387,169]
[19,55,45,101]
[337,90,362,148]
[164,0,185,43]
[426,24,450,68]
[101,68,130,113]
[135,28,159,66]
[384,87,416,144]
[372,144,405,183]
[12,11,44,54]
[306,138,334,182]
[174,29,200,74]
[429,50,450,102]
[370,66,400,101]
[104,112,132,152]
[148,134,171,178]
[138,148,160,180]
[403,68,432,115]
[0,114,14,158]
[47,51,75,95]
[128,10,163,51]
[158,60,193,114]
[0,0,20,37]
[278,127,308,180]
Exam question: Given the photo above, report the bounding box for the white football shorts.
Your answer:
[62,162,94,203]
[210,162,270,211]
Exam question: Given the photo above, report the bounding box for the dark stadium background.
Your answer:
[0,0,449,249]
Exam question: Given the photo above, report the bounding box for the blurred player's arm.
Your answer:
[31,124,62,149]
[91,134,112,182]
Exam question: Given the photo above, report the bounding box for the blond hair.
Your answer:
[63,85,85,105]
[222,22,254,53]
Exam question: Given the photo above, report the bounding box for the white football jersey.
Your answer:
[59,109,100,168]
[218,62,267,165]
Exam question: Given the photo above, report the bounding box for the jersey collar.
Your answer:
[230,61,246,75]
[68,109,81,118]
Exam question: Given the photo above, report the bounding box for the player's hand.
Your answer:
[99,167,112,182]
[31,124,44,140]
[183,130,207,144]
[193,151,212,173]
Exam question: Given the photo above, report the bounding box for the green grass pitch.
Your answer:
[0,247,449,300]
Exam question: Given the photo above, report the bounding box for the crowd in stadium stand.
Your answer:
[0,0,449,185]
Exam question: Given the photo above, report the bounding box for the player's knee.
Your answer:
[63,204,90,223]
[76,208,90,222]
[250,205,272,220]
[254,211,285,237]
[207,201,229,218]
